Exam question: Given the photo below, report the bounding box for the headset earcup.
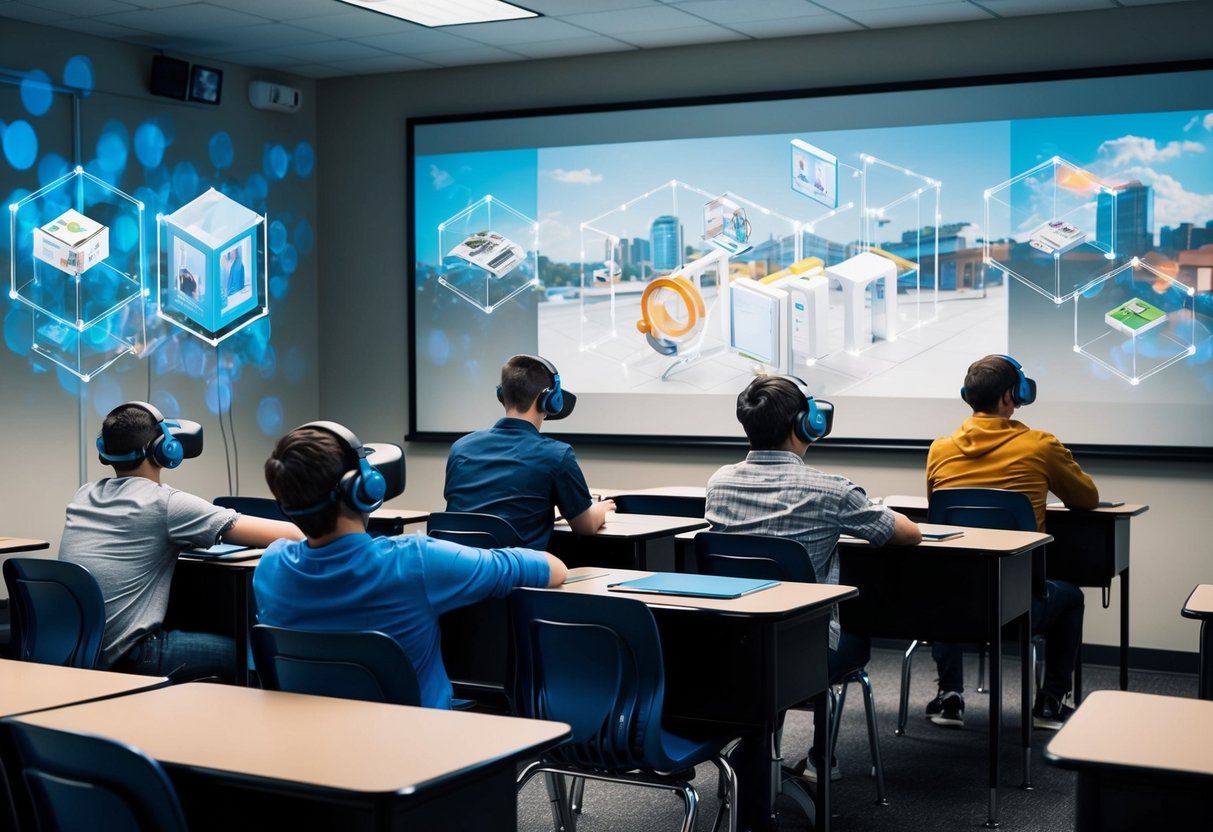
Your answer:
[158,434,184,468]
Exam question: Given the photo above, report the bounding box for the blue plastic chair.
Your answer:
[3,558,105,669]
[2,719,187,832]
[251,625,422,706]
[895,487,1040,733]
[426,511,523,547]
[214,495,290,522]
[510,588,738,832]
[612,493,707,519]
[694,531,887,808]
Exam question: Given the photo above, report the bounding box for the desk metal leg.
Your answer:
[1019,613,1032,791]
[987,594,1002,828]
[1199,620,1213,701]
[814,690,832,832]
[1119,567,1130,691]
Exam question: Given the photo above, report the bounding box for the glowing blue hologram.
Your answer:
[246,173,268,202]
[265,144,289,181]
[63,56,94,95]
[157,187,269,345]
[984,156,1118,303]
[205,376,233,415]
[208,132,235,170]
[20,70,53,117]
[293,142,315,177]
[1073,258,1197,385]
[437,194,539,314]
[37,153,70,189]
[3,120,38,170]
[134,121,167,168]
[95,121,129,175]
[9,166,147,381]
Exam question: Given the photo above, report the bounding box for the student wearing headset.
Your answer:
[60,401,303,682]
[706,375,921,785]
[924,354,1098,731]
[443,354,613,549]
[255,421,567,710]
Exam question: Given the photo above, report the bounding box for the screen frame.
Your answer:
[406,57,1213,460]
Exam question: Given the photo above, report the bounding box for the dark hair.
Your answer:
[499,355,554,412]
[264,427,355,538]
[963,355,1021,413]
[100,404,159,473]
[735,376,804,450]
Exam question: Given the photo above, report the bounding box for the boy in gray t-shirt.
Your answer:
[60,402,301,682]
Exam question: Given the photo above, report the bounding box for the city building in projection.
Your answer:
[1098,180,1154,259]
[650,215,681,271]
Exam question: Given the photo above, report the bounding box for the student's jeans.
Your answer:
[112,628,237,683]
[933,578,1085,701]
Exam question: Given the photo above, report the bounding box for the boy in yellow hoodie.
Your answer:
[924,355,1098,730]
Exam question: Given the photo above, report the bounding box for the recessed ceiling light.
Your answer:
[335,0,538,27]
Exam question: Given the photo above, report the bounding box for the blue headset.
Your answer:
[280,421,386,517]
[496,354,565,416]
[960,354,1037,407]
[96,402,184,469]
[785,376,833,443]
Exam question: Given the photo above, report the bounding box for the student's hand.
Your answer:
[889,511,923,546]
[568,499,613,535]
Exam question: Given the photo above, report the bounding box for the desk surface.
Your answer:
[595,486,707,499]
[0,659,167,717]
[559,566,855,616]
[14,683,571,795]
[553,512,709,540]
[1182,584,1213,618]
[1045,690,1213,778]
[371,506,430,523]
[883,494,1149,517]
[844,525,1052,553]
[0,537,50,554]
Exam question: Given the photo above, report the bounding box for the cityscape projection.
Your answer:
[412,69,1213,448]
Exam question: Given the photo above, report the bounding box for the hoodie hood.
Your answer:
[950,416,1030,458]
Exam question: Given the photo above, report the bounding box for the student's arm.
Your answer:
[889,511,923,545]
[568,499,615,536]
[222,515,304,546]
[544,553,568,586]
[1044,436,1099,510]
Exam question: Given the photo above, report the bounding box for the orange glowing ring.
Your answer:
[635,276,706,341]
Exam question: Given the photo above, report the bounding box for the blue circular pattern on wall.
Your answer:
[209,131,234,170]
[63,56,94,95]
[3,120,38,170]
[134,121,167,168]
[20,70,54,117]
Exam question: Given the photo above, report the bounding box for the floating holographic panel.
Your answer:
[157,188,267,345]
[437,195,539,314]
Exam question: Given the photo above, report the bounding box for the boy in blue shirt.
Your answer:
[255,420,567,709]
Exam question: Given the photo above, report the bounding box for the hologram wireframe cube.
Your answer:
[157,188,267,345]
[9,166,146,381]
[1073,258,1197,385]
[985,156,1118,304]
[437,195,539,314]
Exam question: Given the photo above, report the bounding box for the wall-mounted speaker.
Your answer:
[149,55,189,100]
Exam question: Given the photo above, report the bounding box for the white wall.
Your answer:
[316,1,1213,655]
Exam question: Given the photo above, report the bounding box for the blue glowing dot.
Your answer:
[182,338,208,378]
[265,144,289,180]
[3,307,33,356]
[63,56,94,95]
[268,219,287,254]
[112,213,139,254]
[293,142,315,177]
[3,120,38,170]
[90,374,123,417]
[269,275,288,300]
[83,324,112,348]
[427,329,451,365]
[36,153,70,188]
[209,131,235,170]
[246,173,268,202]
[283,347,306,384]
[257,397,284,435]
[171,161,200,203]
[20,69,54,117]
[206,376,233,415]
[293,220,314,255]
[280,244,298,275]
[95,121,130,175]
[133,121,166,168]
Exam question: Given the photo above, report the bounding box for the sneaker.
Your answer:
[1033,694,1076,730]
[926,690,965,727]
[793,757,841,784]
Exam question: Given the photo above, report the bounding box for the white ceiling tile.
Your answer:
[20,0,138,14]
[561,4,718,35]
[120,0,203,8]
[203,0,343,19]
[614,23,749,48]
[727,14,863,37]
[419,45,531,67]
[323,54,441,74]
[169,23,330,54]
[95,4,270,34]
[352,28,482,55]
[522,0,663,12]
[506,35,636,59]
[813,0,930,12]
[282,10,424,38]
[0,2,68,24]
[449,16,602,45]
[670,0,827,25]
[199,48,303,68]
[272,39,395,63]
[976,0,1115,13]
[846,1,994,27]
[48,17,153,39]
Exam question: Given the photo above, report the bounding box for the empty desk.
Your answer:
[1181,584,1213,700]
[548,512,708,571]
[0,659,167,716]
[0,538,49,555]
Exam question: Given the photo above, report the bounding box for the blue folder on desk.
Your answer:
[181,543,261,562]
[607,573,778,600]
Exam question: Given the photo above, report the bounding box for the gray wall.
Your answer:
[317,0,1213,655]
[0,20,320,560]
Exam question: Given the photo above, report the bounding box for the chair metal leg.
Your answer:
[976,644,988,693]
[569,776,585,814]
[828,683,846,764]
[897,639,919,735]
[710,754,739,832]
[857,670,889,806]
[677,782,699,832]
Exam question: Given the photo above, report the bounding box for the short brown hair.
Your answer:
[499,355,555,412]
[264,427,356,538]
[962,355,1022,412]
[99,404,160,473]
[736,376,804,450]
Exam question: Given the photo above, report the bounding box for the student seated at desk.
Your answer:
[61,402,303,683]
[707,376,921,772]
[255,421,568,709]
[924,355,1097,731]
[443,354,613,549]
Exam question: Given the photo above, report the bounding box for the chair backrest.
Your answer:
[693,531,816,583]
[612,493,707,519]
[214,495,290,522]
[2,720,187,832]
[3,558,105,668]
[250,625,421,706]
[426,512,522,548]
[927,488,1035,532]
[509,588,668,772]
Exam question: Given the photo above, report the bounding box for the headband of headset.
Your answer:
[783,376,834,443]
[96,401,202,469]
[495,354,577,420]
[277,421,404,517]
[960,354,1037,407]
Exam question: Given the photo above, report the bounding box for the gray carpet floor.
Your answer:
[516,646,1199,831]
